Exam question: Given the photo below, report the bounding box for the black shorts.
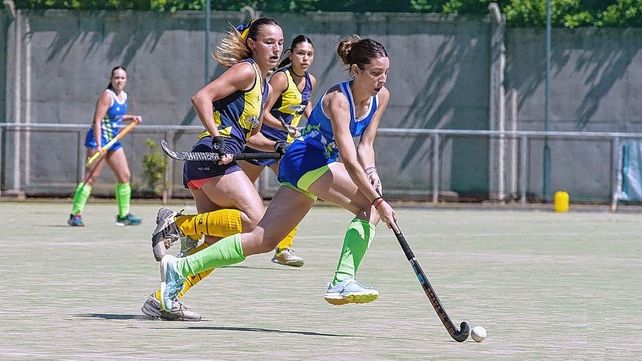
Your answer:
[182,136,242,188]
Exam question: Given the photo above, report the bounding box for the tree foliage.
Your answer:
[12,0,642,28]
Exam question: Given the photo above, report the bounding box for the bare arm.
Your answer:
[302,74,317,119]
[325,91,380,204]
[327,87,396,229]
[356,87,390,194]
[123,114,143,124]
[191,62,256,138]
[247,131,280,152]
[247,83,280,152]
[357,86,389,169]
[92,91,111,150]
[261,71,289,130]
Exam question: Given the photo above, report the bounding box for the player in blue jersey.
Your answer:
[141,18,291,321]
[153,35,399,314]
[67,66,142,227]
[240,34,317,267]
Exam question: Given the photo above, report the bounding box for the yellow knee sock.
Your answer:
[175,209,242,237]
[152,210,243,302]
[276,225,298,250]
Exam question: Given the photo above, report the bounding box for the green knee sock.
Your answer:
[71,183,92,215]
[332,218,376,285]
[115,182,131,217]
[177,234,246,277]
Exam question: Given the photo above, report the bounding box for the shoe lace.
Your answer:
[161,224,181,247]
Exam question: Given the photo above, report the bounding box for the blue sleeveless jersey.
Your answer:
[277,80,379,191]
[84,89,128,151]
[300,80,378,161]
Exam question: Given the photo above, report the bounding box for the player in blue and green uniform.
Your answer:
[154,36,399,314]
[240,35,317,267]
[142,18,295,321]
[68,66,142,227]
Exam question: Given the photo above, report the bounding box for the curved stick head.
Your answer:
[452,321,470,342]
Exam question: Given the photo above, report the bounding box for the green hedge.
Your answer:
[11,0,642,28]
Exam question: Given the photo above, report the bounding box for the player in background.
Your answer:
[67,66,143,227]
[240,34,317,267]
[154,35,398,314]
[141,18,289,321]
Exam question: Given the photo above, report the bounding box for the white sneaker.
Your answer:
[151,208,182,261]
[323,278,379,305]
[141,293,201,321]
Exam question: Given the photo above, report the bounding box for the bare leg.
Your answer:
[238,160,265,183]
[105,148,131,183]
[308,162,378,223]
[240,187,315,256]
[82,148,107,186]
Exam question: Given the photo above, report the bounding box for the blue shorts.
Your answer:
[277,139,335,197]
[242,146,279,167]
[84,128,123,152]
[182,136,242,188]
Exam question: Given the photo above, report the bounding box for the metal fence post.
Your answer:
[432,133,440,204]
[520,134,528,203]
[611,136,621,212]
[164,131,174,203]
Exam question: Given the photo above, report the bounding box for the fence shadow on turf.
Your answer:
[186,326,355,338]
[75,313,149,320]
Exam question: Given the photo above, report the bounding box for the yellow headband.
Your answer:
[235,20,254,41]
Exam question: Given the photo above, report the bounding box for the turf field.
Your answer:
[1,201,641,360]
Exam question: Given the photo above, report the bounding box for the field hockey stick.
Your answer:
[86,121,138,166]
[390,222,470,342]
[278,116,300,138]
[375,187,469,342]
[159,139,282,162]
[78,154,105,191]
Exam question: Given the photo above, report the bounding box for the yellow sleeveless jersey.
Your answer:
[198,59,268,154]
[261,67,312,143]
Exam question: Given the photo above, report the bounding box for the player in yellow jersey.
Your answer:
[240,35,317,267]
[141,18,289,321]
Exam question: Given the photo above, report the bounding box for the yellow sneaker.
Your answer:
[271,248,304,267]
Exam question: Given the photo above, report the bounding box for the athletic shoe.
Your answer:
[177,236,200,258]
[141,293,201,321]
[271,248,304,267]
[152,208,182,261]
[160,255,186,312]
[323,278,379,305]
[67,214,85,227]
[115,213,142,227]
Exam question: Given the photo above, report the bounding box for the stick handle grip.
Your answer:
[233,153,281,161]
[86,121,138,166]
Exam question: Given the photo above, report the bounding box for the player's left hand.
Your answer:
[217,153,233,165]
[130,115,143,124]
[367,169,382,195]
[285,124,300,138]
[274,140,289,155]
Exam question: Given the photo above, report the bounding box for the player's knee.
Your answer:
[241,208,263,230]
[119,172,131,183]
[244,228,280,254]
